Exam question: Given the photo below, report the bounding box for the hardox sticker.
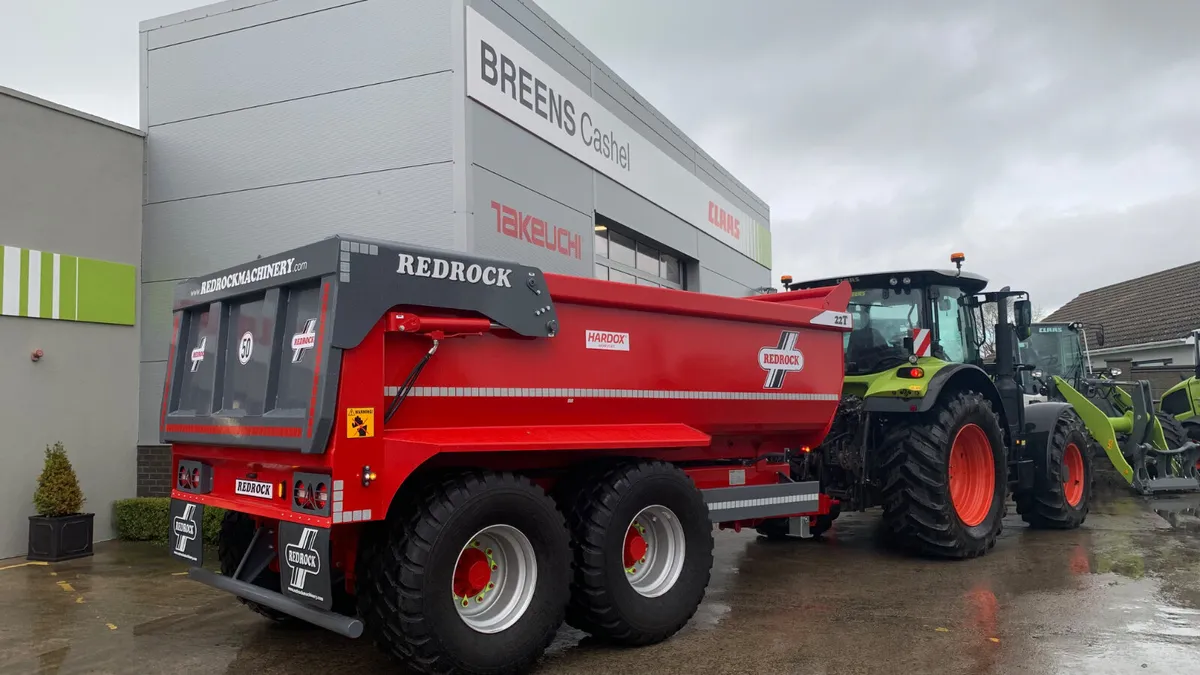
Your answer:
[585,330,630,351]
[759,331,804,389]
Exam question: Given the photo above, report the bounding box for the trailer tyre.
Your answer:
[564,461,713,645]
[356,471,571,675]
[879,390,1007,559]
[1016,412,1094,529]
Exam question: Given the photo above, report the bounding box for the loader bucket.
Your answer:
[1053,376,1200,495]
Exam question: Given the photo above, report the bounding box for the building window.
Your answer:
[593,216,685,290]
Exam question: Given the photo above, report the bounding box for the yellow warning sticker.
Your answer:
[346,407,374,438]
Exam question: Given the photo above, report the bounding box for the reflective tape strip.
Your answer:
[707,493,818,512]
[383,386,841,401]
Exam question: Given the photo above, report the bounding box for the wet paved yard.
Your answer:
[1,487,1198,675]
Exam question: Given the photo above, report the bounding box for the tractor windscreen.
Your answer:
[845,287,922,375]
[1018,325,1086,387]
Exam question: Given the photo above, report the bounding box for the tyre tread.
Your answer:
[356,470,568,675]
[878,390,1006,558]
[563,460,712,645]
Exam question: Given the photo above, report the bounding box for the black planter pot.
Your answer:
[27,513,95,562]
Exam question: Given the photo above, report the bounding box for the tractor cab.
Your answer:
[783,266,988,376]
[1018,322,1092,396]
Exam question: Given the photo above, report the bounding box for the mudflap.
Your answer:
[169,499,204,566]
[278,521,334,611]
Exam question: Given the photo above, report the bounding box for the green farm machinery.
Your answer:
[1019,323,1200,495]
[1158,329,1200,444]
[772,253,1095,558]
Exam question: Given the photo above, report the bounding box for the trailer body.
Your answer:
[162,235,851,673]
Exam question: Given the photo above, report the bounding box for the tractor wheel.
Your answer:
[1157,411,1189,451]
[564,461,713,645]
[356,471,571,675]
[879,390,1007,559]
[217,511,292,623]
[1016,412,1094,529]
[1155,411,1195,476]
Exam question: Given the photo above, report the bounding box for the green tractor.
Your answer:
[768,254,1093,559]
[1158,329,1200,445]
[1018,323,1200,494]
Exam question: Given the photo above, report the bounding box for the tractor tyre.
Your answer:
[564,461,714,645]
[879,390,1007,559]
[356,471,571,675]
[1155,411,1195,476]
[1157,411,1189,451]
[217,511,293,624]
[1016,412,1094,529]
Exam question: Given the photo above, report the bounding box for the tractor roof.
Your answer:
[787,269,989,295]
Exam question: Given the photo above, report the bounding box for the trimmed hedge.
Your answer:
[113,497,225,545]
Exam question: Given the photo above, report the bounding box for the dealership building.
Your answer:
[0,0,773,556]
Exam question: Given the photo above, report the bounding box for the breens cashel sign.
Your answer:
[465,7,768,265]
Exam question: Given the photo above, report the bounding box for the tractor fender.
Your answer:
[864,363,1002,416]
[1021,401,1076,483]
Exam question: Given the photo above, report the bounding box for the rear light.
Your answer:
[291,471,332,517]
[176,459,212,494]
[898,367,925,379]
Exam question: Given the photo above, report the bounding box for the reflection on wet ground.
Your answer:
[1,487,1197,674]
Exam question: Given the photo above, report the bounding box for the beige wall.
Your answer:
[0,87,143,559]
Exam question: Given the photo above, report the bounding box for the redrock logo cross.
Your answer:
[491,201,582,260]
[758,331,805,389]
[291,319,317,363]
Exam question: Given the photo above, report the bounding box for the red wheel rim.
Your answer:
[948,423,996,527]
[1063,442,1085,507]
[453,547,492,600]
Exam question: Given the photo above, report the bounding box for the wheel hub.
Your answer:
[624,523,648,571]
[451,525,537,634]
[622,505,685,598]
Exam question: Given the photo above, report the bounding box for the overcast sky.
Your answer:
[2,0,1198,312]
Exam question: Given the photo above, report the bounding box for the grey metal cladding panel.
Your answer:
[147,0,451,125]
[140,281,179,362]
[141,0,276,33]
[471,165,593,277]
[594,173,697,259]
[147,75,452,203]
[698,234,769,289]
[697,266,754,298]
[468,0,590,93]
[694,154,770,224]
[139,361,168,445]
[693,145,769,214]
[142,162,455,283]
[145,0,366,48]
[590,69,693,164]
[470,102,592,213]
[589,86,693,171]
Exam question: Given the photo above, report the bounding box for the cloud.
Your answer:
[4,0,1197,309]
[539,0,1200,308]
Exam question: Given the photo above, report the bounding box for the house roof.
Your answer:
[1043,259,1200,349]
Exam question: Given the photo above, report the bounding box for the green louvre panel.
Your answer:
[756,222,772,268]
[0,245,134,326]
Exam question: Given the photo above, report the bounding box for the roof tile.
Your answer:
[1044,259,1200,349]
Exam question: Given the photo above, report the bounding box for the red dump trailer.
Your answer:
[163,235,852,674]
